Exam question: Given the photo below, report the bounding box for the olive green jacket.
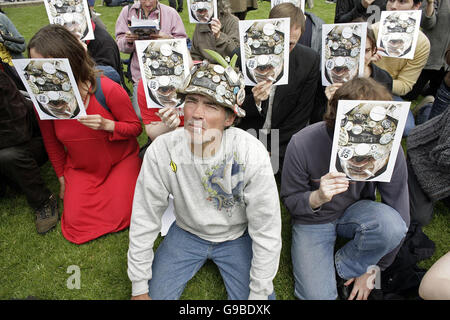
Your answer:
[229,0,258,13]
[190,13,240,62]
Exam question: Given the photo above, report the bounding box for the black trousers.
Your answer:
[403,68,447,101]
[407,158,434,227]
[168,0,183,9]
[0,137,51,210]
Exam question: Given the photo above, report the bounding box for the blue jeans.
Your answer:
[96,65,121,85]
[416,81,450,125]
[403,110,415,137]
[393,95,415,137]
[148,223,276,300]
[291,200,407,300]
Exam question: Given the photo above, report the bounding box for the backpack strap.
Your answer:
[93,76,111,113]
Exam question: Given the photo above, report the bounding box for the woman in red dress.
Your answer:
[28,25,142,244]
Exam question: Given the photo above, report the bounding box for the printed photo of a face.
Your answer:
[335,102,403,181]
[23,60,80,119]
[323,24,365,85]
[141,41,186,108]
[243,21,287,84]
[45,0,92,40]
[189,0,215,23]
[379,11,418,58]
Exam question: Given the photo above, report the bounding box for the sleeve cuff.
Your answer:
[255,101,262,113]
[248,291,269,300]
[132,280,150,297]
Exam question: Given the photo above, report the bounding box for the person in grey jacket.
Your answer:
[407,99,450,226]
[281,77,409,300]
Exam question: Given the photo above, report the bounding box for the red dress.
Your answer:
[38,77,142,244]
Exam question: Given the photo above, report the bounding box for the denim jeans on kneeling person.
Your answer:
[393,95,415,137]
[147,223,276,300]
[416,81,450,125]
[291,200,407,300]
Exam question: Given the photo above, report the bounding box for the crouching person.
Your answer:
[127,55,282,300]
[281,78,409,300]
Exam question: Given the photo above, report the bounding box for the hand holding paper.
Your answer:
[210,18,221,39]
[156,106,181,129]
[252,79,274,106]
[78,114,115,132]
[309,172,349,209]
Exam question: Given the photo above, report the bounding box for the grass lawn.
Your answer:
[0,0,449,300]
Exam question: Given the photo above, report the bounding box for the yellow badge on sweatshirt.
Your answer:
[170,160,177,173]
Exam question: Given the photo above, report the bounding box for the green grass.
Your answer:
[1,0,448,300]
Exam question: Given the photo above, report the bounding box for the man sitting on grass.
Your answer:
[127,54,282,300]
[281,78,409,300]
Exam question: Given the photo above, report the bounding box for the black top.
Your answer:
[237,44,320,168]
[87,23,125,85]
[334,0,387,23]
[298,15,313,48]
[371,62,393,92]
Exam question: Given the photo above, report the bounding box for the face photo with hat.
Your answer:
[330,100,410,182]
[14,58,86,120]
[188,0,217,24]
[239,18,290,86]
[137,39,189,110]
[321,23,367,86]
[44,0,94,41]
[378,10,421,59]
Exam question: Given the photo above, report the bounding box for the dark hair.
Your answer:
[324,78,393,129]
[27,24,97,93]
[366,26,377,53]
[224,107,240,128]
[269,3,306,34]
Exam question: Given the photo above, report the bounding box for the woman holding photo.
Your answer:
[28,25,142,245]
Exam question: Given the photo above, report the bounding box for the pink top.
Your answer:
[115,2,187,84]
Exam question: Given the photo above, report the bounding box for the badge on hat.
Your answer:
[179,49,246,117]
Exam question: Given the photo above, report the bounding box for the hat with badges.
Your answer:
[191,0,213,11]
[24,60,78,118]
[24,60,72,96]
[178,50,246,117]
[49,0,88,39]
[143,43,184,77]
[325,25,361,59]
[338,103,399,161]
[383,12,416,34]
[50,0,85,24]
[244,21,285,57]
[142,43,184,99]
[50,0,84,15]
